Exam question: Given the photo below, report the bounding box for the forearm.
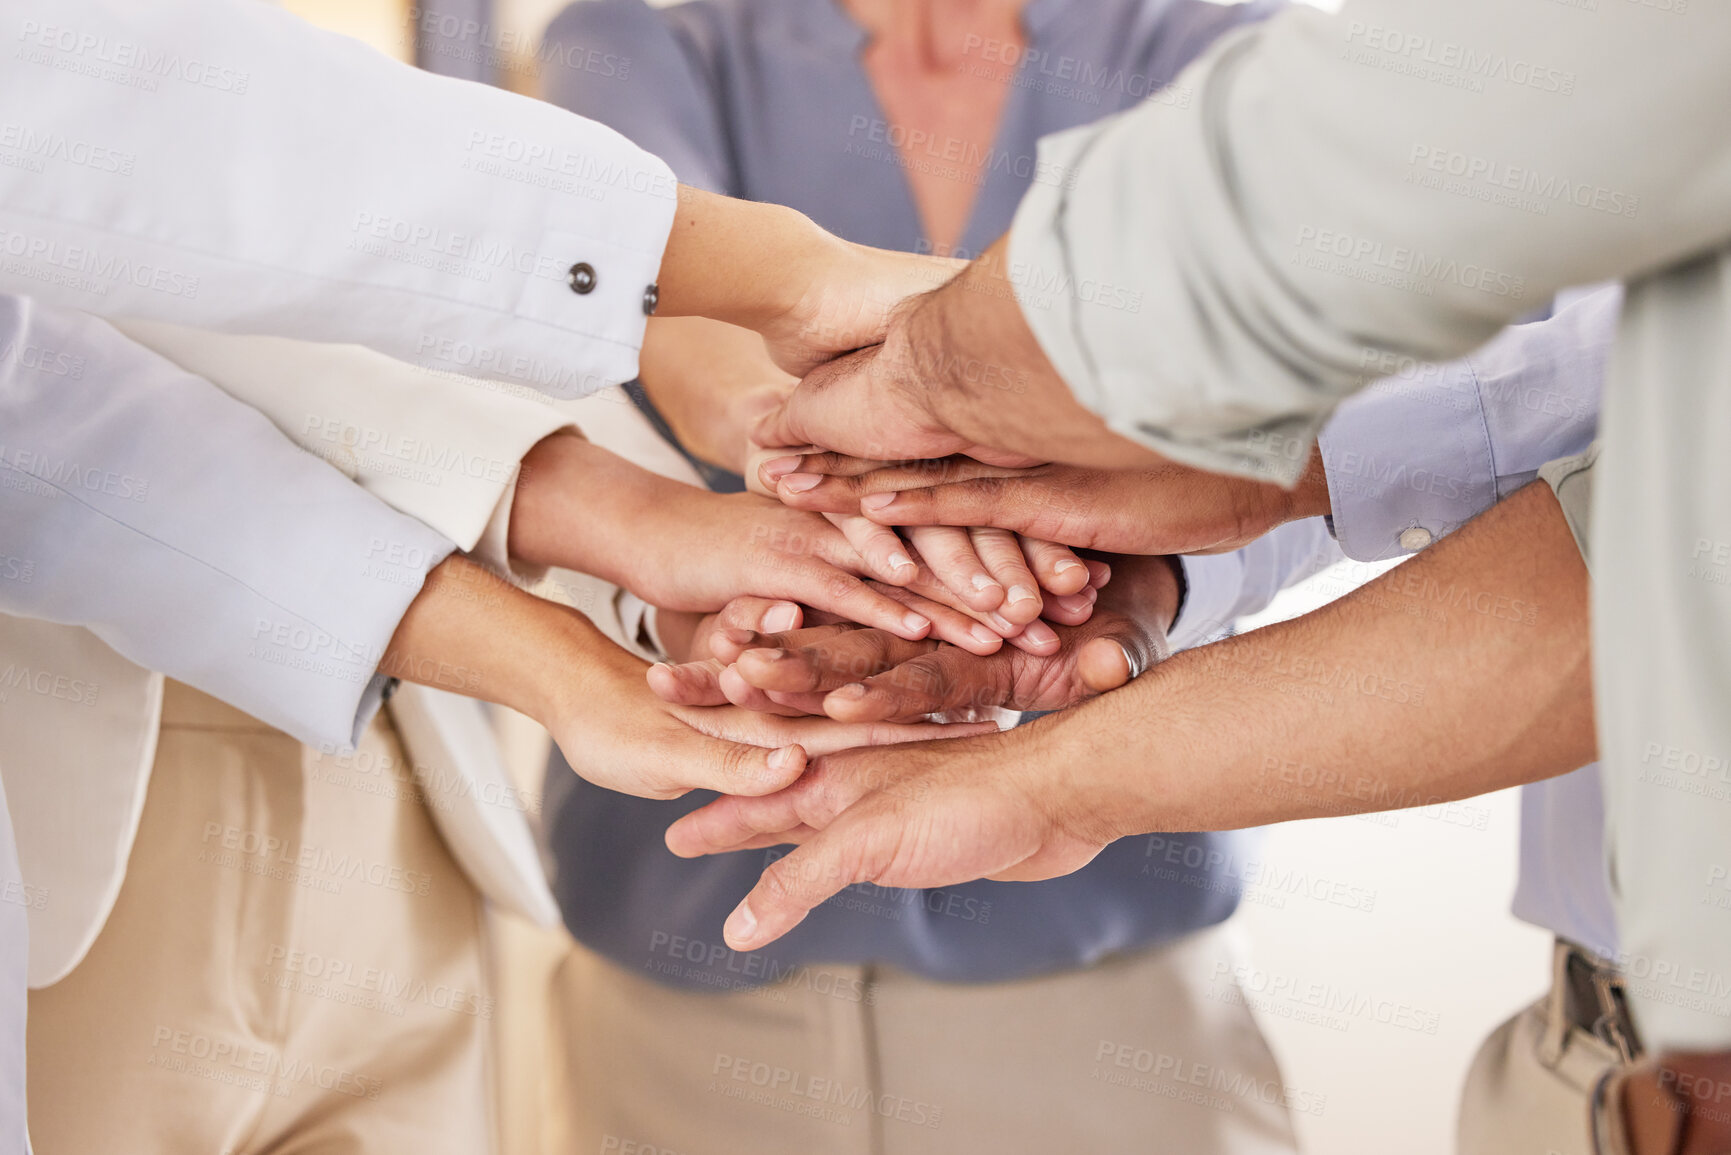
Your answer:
[506,430,673,590]
[904,238,1160,468]
[1035,480,1594,841]
[656,188,832,331]
[381,555,607,727]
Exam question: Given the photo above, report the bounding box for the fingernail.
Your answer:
[760,456,801,480]
[764,603,800,633]
[831,683,869,699]
[971,574,1001,593]
[720,628,757,646]
[971,623,1003,646]
[1007,584,1038,606]
[768,746,798,771]
[779,473,822,494]
[860,492,898,512]
[902,612,930,636]
[888,551,916,575]
[987,612,1016,633]
[1054,558,1085,575]
[725,901,759,946]
[1023,621,1058,647]
[744,648,788,663]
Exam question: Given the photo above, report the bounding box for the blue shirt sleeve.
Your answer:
[1318,285,1618,561]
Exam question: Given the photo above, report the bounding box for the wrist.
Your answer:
[383,556,619,729]
[1093,553,1184,634]
[1016,702,1163,846]
[1287,442,1333,522]
[509,432,665,584]
[659,187,842,334]
[915,238,1153,467]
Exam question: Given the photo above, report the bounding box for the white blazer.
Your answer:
[0,323,630,986]
[0,0,677,395]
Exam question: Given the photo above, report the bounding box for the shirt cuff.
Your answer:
[614,591,664,661]
[1317,362,1498,562]
[1169,552,1249,651]
[471,463,544,587]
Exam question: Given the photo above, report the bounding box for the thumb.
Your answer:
[682,735,809,797]
[1076,636,1136,694]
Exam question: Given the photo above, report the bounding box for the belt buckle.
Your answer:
[1589,969,1642,1065]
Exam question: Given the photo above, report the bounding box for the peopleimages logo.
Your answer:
[1342,22,1576,95]
[1292,226,1526,300]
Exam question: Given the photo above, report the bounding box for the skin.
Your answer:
[506,429,1099,654]
[654,186,961,376]
[633,319,1094,631]
[663,480,1595,952]
[752,236,1160,470]
[761,450,1334,557]
[379,556,998,801]
[841,0,1029,255]
[651,553,1180,722]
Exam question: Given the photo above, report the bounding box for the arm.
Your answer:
[0,298,454,748]
[667,479,1591,950]
[1,0,943,395]
[763,284,1615,562]
[377,555,996,800]
[652,553,1184,722]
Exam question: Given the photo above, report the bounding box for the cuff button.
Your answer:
[1398,526,1434,552]
[642,282,658,315]
[567,262,597,295]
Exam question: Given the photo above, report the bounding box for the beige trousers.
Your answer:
[26,681,495,1155]
[1457,942,1635,1155]
[543,924,1301,1155]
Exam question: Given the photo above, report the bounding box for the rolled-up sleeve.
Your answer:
[0,297,455,749]
[0,0,678,396]
[1007,3,1731,483]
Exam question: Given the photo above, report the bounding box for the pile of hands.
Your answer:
[517,242,1321,951]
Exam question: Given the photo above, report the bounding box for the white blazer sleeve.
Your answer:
[0,0,678,395]
[0,295,456,749]
[113,320,579,585]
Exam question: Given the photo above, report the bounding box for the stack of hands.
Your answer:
[491,239,1325,951]
[390,236,1323,952]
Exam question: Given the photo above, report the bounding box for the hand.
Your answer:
[662,479,1600,950]
[510,431,950,641]
[746,442,1097,626]
[552,610,999,799]
[653,554,1181,721]
[381,558,999,802]
[756,243,965,377]
[750,235,1159,470]
[760,453,1331,555]
[663,727,1119,950]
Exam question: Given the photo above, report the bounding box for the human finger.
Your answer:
[906,525,1004,612]
[970,527,1044,625]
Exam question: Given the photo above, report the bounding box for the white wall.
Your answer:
[1230,564,1553,1155]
